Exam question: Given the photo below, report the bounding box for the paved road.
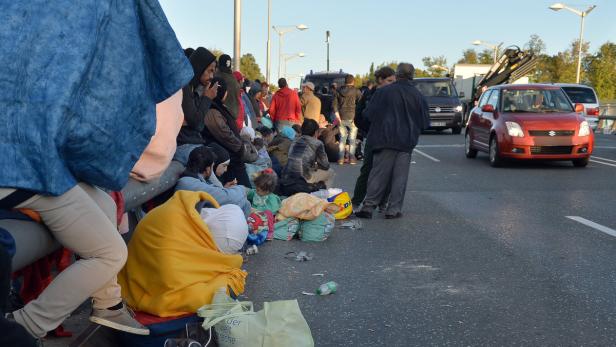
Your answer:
[242,132,616,346]
[46,133,616,346]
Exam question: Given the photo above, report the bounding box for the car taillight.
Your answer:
[586,107,599,116]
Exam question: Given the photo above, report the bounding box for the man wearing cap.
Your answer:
[300,82,322,123]
[355,63,429,220]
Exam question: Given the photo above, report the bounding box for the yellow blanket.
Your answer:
[119,190,247,317]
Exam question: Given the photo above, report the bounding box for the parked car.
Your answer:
[413,78,464,134]
[465,84,594,167]
[555,83,600,131]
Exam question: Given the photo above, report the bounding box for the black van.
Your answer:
[413,78,464,134]
[303,71,349,120]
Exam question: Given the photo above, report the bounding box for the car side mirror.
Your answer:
[459,92,465,98]
[574,103,584,113]
[481,104,495,113]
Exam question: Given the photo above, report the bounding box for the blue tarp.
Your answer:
[0,0,193,195]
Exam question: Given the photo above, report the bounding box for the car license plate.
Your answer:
[431,122,446,127]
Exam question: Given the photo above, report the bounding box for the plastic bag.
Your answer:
[198,290,314,347]
[327,192,353,220]
[299,213,335,242]
[273,218,300,241]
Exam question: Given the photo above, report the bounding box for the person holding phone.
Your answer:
[175,47,220,165]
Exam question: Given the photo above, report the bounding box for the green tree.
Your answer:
[588,42,616,100]
[457,49,479,64]
[525,34,546,55]
[422,56,448,77]
[478,49,494,64]
[555,39,590,83]
[240,53,265,81]
[368,62,375,80]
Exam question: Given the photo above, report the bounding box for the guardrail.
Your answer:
[597,103,616,134]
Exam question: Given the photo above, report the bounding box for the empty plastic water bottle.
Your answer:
[316,281,338,295]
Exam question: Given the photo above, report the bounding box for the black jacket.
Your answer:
[364,80,429,153]
[354,87,376,133]
[177,47,216,145]
[333,85,362,120]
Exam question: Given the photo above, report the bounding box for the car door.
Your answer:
[470,90,492,150]
[478,90,500,145]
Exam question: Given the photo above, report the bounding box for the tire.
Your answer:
[489,135,503,167]
[465,132,478,158]
[572,158,589,167]
[452,126,462,135]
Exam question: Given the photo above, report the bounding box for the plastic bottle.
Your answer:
[316,281,338,295]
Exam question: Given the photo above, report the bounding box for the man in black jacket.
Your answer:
[355,63,429,219]
[333,75,363,165]
[175,47,218,164]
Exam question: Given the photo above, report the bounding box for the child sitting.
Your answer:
[247,169,282,215]
[245,138,273,188]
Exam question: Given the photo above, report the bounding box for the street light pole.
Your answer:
[326,31,331,72]
[233,0,241,71]
[549,3,596,84]
[472,40,503,64]
[283,52,305,79]
[266,0,271,84]
[273,24,309,81]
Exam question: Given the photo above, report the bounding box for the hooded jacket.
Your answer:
[269,87,302,124]
[364,80,430,153]
[177,47,217,145]
[354,87,376,133]
[333,85,363,121]
[300,90,322,121]
[215,55,241,120]
[248,82,263,121]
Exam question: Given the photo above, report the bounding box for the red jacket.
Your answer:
[269,87,302,124]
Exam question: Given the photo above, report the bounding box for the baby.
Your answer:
[247,169,282,215]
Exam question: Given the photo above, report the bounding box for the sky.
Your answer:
[159,0,616,86]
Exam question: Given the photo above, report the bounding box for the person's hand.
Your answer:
[203,81,219,99]
[224,178,238,188]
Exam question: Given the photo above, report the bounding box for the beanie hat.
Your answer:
[280,126,296,141]
[189,47,217,85]
[218,54,233,73]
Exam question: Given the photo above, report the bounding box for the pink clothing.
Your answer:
[130,89,184,182]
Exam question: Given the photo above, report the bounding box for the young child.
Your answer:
[247,169,282,215]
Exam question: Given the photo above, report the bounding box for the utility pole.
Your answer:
[233,0,241,71]
[266,0,271,84]
[326,30,331,72]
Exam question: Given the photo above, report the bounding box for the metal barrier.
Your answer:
[598,103,616,134]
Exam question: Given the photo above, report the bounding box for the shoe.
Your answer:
[384,212,403,219]
[337,159,345,165]
[355,210,373,219]
[349,157,358,165]
[90,303,150,335]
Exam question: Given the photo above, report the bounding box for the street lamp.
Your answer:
[549,3,596,83]
[273,24,309,81]
[283,52,305,79]
[472,40,503,64]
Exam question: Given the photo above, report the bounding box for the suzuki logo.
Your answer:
[434,107,441,113]
[548,131,556,137]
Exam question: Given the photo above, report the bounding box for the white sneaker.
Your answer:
[89,302,149,335]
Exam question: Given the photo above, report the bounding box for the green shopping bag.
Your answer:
[273,217,300,240]
[198,290,314,347]
[299,212,335,242]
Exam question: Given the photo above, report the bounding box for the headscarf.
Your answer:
[218,54,233,74]
[280,126,296,141]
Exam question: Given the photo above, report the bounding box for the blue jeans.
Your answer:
[339,120,358,159]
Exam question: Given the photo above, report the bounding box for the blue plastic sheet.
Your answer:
[0,0,193,195]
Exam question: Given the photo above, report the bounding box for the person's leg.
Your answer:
[347,122,359,162]
[352,142,373,205]
[10,185,132,337]
[338,123,349,162]
[385,151,412,217]
[358,149,396,215]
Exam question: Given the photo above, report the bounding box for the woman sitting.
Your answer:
[175,146,251,217]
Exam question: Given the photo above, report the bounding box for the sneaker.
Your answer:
[337,159,345,165]
[349,156,358,165]
[90,303,150,335]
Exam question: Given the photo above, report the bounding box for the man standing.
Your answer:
[300,82,322,122]
[355,63,429,219]
[333,75,363,165]
[269,78,302,131]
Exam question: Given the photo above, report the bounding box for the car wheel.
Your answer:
[489,135,503,167]
[452,126,462,135]
[572,158,589,167]
[465,132,478,158]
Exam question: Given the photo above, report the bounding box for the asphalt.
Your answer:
[45,132,616,346]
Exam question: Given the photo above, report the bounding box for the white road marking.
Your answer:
[589,159,616,168]
[594,146,616,149]
[566,216,616,238]
[416,144,464,148]
[591,156,616,163]
[414,149,440,162]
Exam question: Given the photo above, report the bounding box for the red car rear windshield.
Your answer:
[501,88,574,113]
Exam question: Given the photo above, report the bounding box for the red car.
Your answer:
[465,84,594,167]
